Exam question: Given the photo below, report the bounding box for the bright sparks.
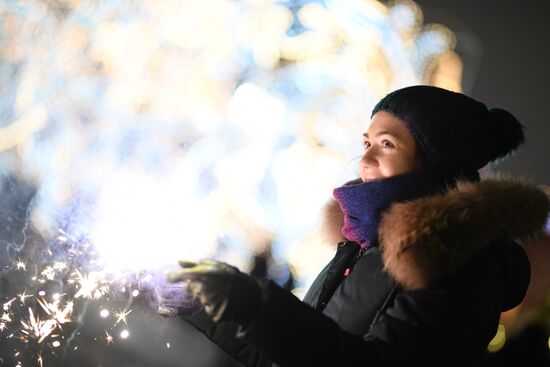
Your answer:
[53,262,68,272]
[3,298,16,311]
[2,312,12,323]
[105,330,114,345]
[113,308,132,327]
[36,297,73,325]
[73,270,110,299]
[18,290,33,304]
[16,259,26,271]
[20,307,58,343]
[2,247,125,363]
[41,267,56,281]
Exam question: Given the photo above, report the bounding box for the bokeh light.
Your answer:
[0,0,460,364]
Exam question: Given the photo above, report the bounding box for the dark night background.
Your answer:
[417,0,550,184]
[418,4,550,365]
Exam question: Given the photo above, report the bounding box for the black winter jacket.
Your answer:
[182,178,549,367]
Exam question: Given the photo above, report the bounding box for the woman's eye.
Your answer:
[381,140,394,148]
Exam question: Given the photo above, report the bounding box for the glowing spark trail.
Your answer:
[20,307,58,343]
[18,290,33,304]
[3,298,16,311]
[113,308,132,327]
[73,269,110,299]
[36,297,73,325]
[0,229,136,364]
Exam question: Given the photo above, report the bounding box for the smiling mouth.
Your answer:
[360,168,379,182]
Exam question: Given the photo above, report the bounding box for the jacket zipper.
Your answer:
[344,246,366,277]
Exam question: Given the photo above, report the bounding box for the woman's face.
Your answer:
[360,111,419,183]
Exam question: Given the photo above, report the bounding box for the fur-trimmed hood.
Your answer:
[322,178,549,290]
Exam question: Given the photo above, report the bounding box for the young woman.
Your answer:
[165,85,549,366]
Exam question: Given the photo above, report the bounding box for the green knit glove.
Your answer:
[166,260,262,326]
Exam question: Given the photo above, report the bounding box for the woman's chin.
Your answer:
[361,176,381,183]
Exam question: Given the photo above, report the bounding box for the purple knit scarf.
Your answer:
[333,171,448,249]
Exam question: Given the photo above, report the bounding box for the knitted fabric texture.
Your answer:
[332,171,448,249]
[371,85,525,176]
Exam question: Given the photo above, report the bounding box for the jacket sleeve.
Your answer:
[182,308,275,367]
[238,249,505,367]
[238,279,397,366]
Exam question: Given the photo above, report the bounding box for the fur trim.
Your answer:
[379,178,549,289]
[322,178,550,289]
[320,199,346,245]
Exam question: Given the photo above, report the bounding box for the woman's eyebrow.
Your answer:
[363,131,399,139]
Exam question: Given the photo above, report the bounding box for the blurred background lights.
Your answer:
[0,0,461,279]
[0,0,465,363]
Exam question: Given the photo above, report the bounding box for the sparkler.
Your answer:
[3,298,16,311]
[73,269,110,299]
[40,267,56,281]
[16,260,26,271]
[36,297,73,325]
[105,330,114,345]
[1,312,12,323]
[20,307,59,343]
[53,262,68,272]
[112,308,132,327]
[0,235,145,366]
[17,291,33,305]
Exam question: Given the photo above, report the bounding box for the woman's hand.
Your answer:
[166,260,262,326]
[138,271,201,318]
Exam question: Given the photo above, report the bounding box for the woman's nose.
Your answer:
[361,147,379,166]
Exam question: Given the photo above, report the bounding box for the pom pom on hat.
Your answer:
[485,107,525,162]
[372,85,525,176]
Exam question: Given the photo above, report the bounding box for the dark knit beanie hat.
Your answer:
[371,85,525,177]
